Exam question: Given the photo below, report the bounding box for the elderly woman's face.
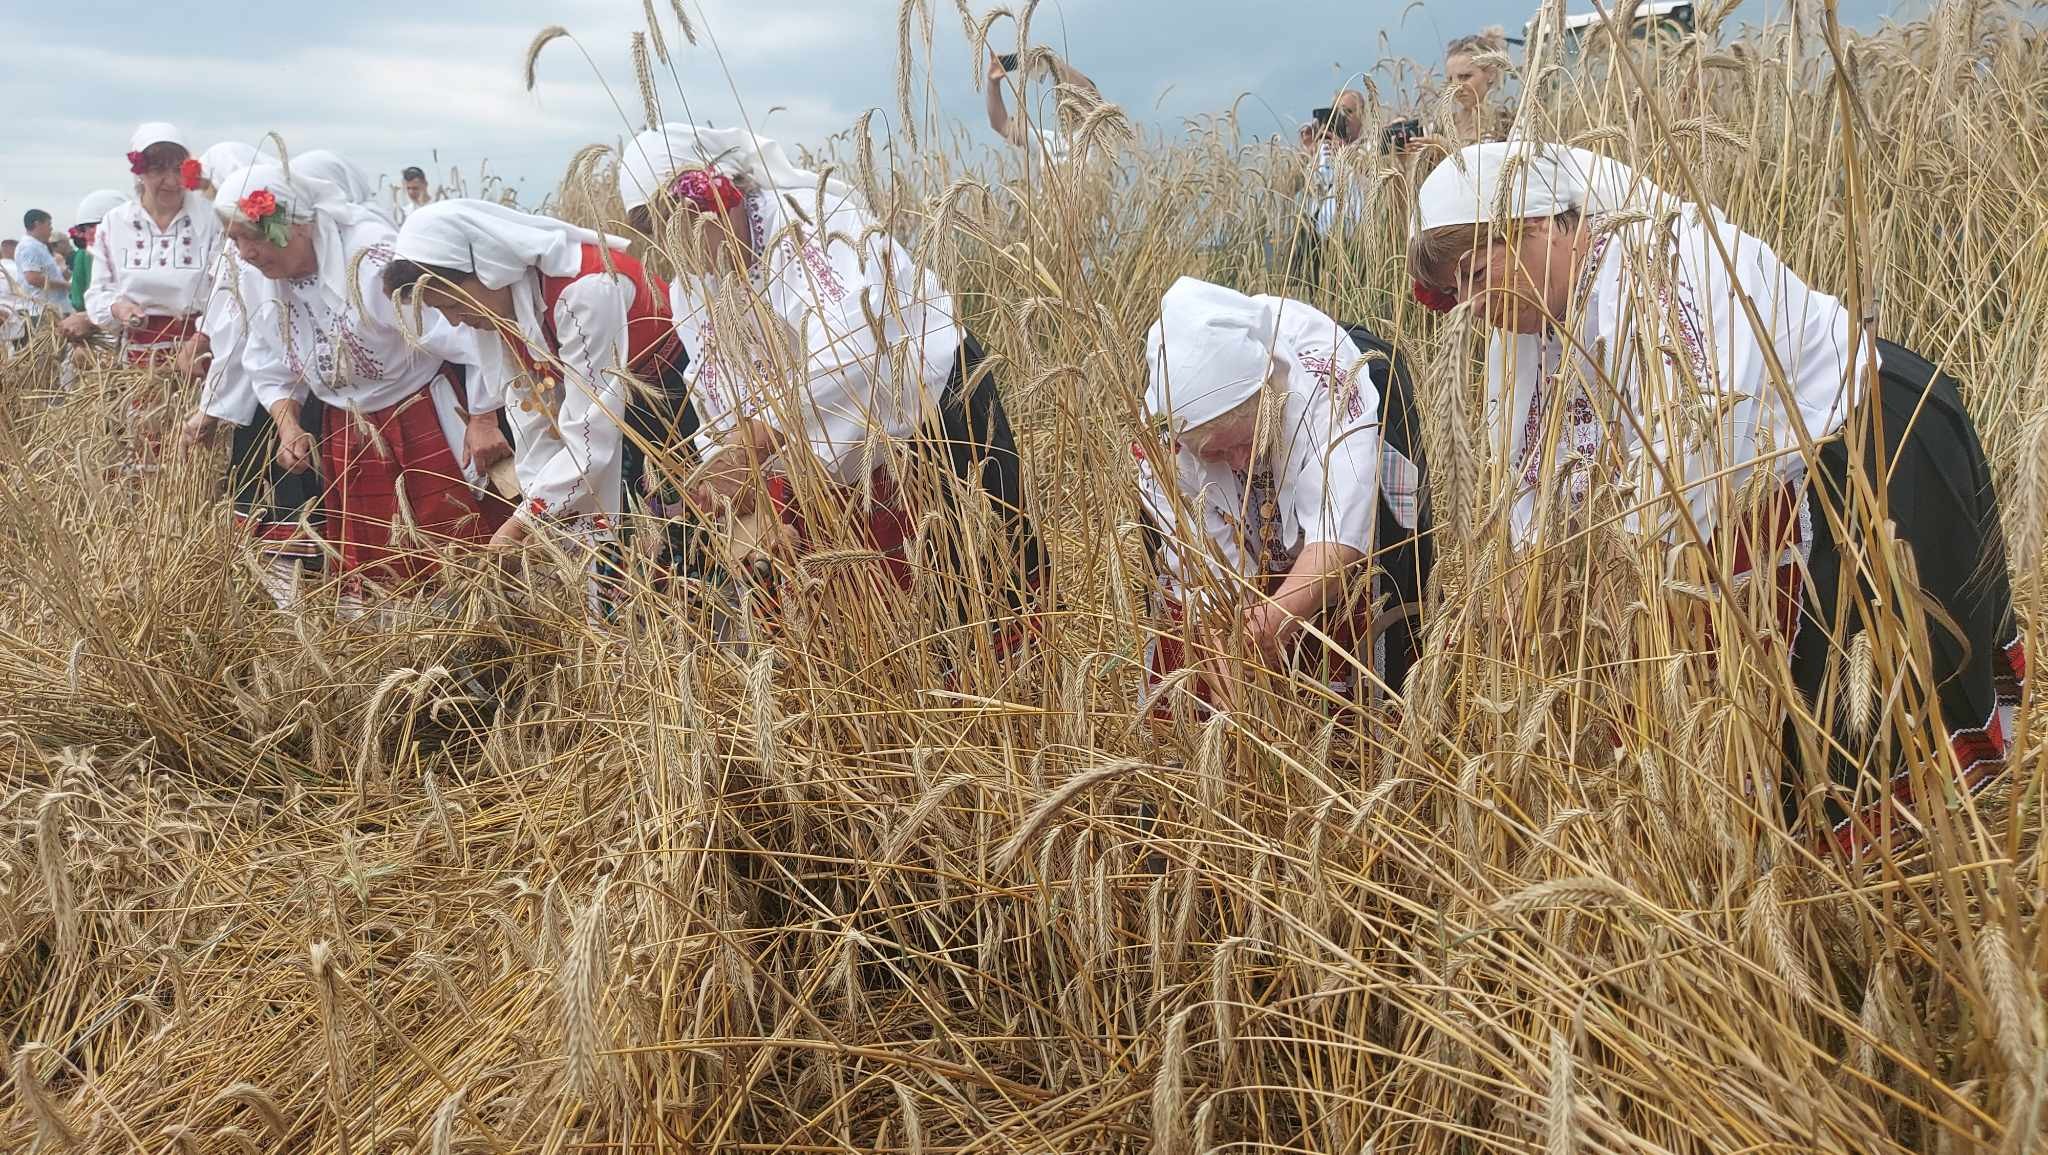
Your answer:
[1182,406,1262,473]
[231,220,318,282]
[137,144,188,207]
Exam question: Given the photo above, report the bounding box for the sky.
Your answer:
[0,0,1923,233]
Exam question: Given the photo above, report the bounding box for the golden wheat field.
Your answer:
[0,0,2044,1151]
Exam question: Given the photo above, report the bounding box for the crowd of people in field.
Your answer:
[0,30,2026,862]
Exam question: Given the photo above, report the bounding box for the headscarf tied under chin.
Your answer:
[394,199,629,291]
[1144,277,1279,436]
[617,122,857,215]
[214,163,377,307]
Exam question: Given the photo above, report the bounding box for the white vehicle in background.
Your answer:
[1524,1,1697,62]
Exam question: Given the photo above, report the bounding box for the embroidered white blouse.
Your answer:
[241,216,480,463]
[196,249,262,426]
[1137,297,1387,601]
[463,270,633,527]
[1491,210,1864,544]
[669,190,962,486]
[84,192,224,325]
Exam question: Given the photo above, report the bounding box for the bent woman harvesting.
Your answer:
[1408,141,2024,859]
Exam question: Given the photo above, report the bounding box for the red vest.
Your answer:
[512,243,681,379]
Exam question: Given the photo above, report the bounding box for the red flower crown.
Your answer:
[238,188,280,222]
[180,157,206,190]
[237,188,291,247]
[126,150,148,176]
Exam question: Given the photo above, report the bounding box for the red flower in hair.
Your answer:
[238,189,280,222]
[180,157,206,190]
[127,150,148,176]
[668,167,743,214]
[1412,280,1457,314]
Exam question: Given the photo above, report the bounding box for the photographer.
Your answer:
[1277,90,1366,286]
[985,49,1103,168]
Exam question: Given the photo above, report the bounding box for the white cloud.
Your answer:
[3,0,1925,230]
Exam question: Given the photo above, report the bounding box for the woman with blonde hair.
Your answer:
[1440,28,1515,144]
[1136,277,1428,709]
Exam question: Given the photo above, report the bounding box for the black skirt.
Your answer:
[912,334,1050,623]
[621,342,700,504]
[1786,339,2025,852]
[227,401,325,548]
[1345,325,1433,695]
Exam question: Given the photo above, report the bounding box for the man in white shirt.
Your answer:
[15,210,72,320]
[395,166,434,224]
[0,240,28,348]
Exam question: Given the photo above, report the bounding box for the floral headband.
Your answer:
[237,189,291,248]
[126,147,196,181]
[667,167,743,215]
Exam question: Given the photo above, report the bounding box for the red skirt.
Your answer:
[319,383,486,590]
[761,470,1044,667]
[125,314,197,366]
[765,471,916,588]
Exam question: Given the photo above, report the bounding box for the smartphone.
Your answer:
[1380,117,1424,153]
[997,53,1020,72]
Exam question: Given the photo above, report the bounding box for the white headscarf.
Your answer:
[1414,140,1687,234]
[129,122,187,155]
[617,122,856,214]
[394,199,628,290]
[75,189,129,226]
[196,142,260,188]
[1144,277,1279,434]
[294,150,381,208]
[214,163,375,307]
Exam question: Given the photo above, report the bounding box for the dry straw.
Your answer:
[0,4,2040,1153]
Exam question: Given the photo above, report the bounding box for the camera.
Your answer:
[1380,118,1424,153]
[1310,106,1354,140]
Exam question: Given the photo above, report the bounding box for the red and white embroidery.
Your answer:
[1297,349,1363,420]
[1516,229,1617,506]
[793,240,848,303]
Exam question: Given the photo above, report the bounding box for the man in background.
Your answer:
[16,211,72,322]
[0,240,28,350]
[398,166,434,223]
